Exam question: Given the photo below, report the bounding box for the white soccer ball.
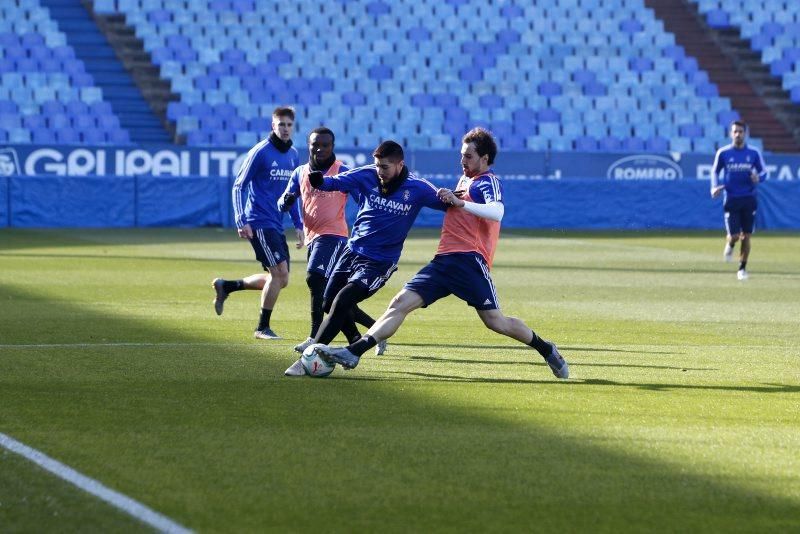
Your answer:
[301,343,336,378]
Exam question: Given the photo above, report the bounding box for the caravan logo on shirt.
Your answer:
[367,193,413,215]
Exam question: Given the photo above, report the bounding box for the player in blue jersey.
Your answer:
[277,128,384,377]
[211,106,303,338]
[304,140,448,350]
[711,120,768,281]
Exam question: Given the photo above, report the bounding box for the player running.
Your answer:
[711,120,768,281]
[211,106,302,339]
[314,128,569,379]
[285,140,448,376]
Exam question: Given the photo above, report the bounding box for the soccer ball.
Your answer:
[301,344,336,378]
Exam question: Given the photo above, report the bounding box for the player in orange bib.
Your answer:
[314,128,569,379]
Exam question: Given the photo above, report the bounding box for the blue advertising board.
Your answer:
[1,144,799,230]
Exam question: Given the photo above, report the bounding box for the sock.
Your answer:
[340,312,362,344]
[306,273,326,338]
[348,335,378,357]
[257,308,272,331]
[739,260,747,271]
[527,330,552,358]
[223,280,244,293]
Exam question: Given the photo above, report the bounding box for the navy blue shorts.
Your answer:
[404,253,499,310]
[249,228,290,271]
[307,235,347,277]
[323,246,397,302]
[724,196,757,235]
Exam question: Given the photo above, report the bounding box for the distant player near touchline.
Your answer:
[211,106,302,339]
[283,140,449,376]
[277,127,386,378]
[711,120,768,281]
[313,127,569,379]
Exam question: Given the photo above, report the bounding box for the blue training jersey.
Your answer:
[711,143,767,200]
[316,164,448,263]
[232,137,301,231]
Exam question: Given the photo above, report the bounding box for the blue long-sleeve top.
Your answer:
[315,164,448,263]
[711,143,767,200]
[232,137,301,231]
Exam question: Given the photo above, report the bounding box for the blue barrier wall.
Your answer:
[4,144,800,180]
[2,144,799,230]
[5,175,800,230]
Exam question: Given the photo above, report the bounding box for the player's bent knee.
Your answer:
[388,290,424,314]
[478,310,508,334]
[306,272,325,290]
[269,263,290,288]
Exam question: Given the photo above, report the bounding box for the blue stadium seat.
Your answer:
[574,136,598,151]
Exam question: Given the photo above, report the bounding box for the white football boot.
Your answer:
[723,243,734,263]
[284,359,306,377]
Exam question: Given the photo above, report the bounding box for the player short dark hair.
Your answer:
[462,127,498,165]
[309,126,335,144]
[372,140,404,162]
[272,106,295,120]
[730,120,747,131]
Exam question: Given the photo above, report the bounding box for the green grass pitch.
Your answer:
[1,228,799,532]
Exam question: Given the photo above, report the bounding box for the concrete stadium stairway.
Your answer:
[39,0,171,144]
[646,0,800,152]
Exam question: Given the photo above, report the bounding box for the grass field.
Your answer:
[1,227,799,532]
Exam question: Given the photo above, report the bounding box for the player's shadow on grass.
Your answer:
[402,372,800,394]
[399,355,707,371]
[491,261,800,277]
[394,343,678,355]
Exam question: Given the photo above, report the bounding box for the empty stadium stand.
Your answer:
[4,0,799,152]
[87,0,754,152]
[658,0,800,152]
[39,0,170,143]
[0,0,137,144]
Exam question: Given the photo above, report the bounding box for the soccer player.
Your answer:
[314,128,569,379]
[277,127,386,377]
[211,106,302,338]
[711,120,768,281]
[298,140,449,363]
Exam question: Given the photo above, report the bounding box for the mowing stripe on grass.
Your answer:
[0,342,255,349]
[0,432,192,534]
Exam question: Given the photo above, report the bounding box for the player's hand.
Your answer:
[278,192,297,212]
[308,170,324,187]
[750,170,760,184]
[295,228,304,249]
[710,185,724,199]
[437,188,464,207]
[238,224,253,239]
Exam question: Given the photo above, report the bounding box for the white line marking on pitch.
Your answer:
[0,432,192,534]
